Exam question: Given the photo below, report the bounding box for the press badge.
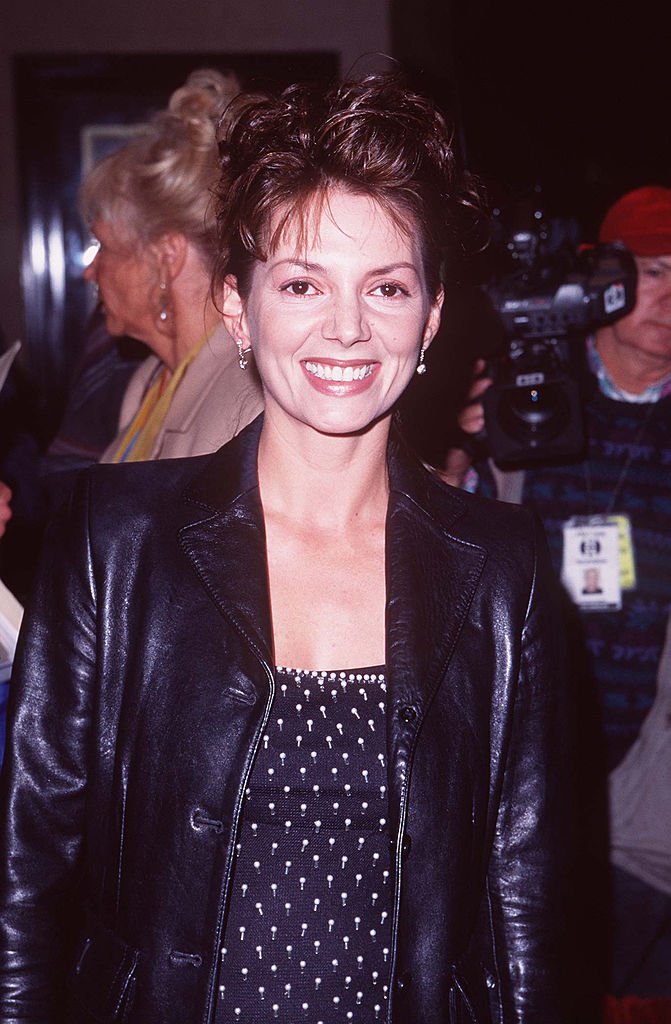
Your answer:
[561,516,623,611]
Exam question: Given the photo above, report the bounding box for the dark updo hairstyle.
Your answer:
[213,73,485,301]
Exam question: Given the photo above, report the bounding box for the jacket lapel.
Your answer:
[178,418,487,732]
[178,416,275,673]
[385,431,487,735]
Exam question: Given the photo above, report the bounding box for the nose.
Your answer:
[321,291,371,347]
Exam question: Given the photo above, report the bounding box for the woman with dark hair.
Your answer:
[0,74,569,1023]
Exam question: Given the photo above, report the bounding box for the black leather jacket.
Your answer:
[0,417,569,1023]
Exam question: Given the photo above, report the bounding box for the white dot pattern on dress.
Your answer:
[216,667,392,1023]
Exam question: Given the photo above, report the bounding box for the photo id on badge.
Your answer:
[561,516,622,611]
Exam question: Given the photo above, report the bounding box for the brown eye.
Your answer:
[283,280,313,295]
[375,282,409,298]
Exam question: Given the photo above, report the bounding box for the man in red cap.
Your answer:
[444,185,671,1003]
[597,185,671,398]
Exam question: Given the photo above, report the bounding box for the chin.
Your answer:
[306,407,391,438]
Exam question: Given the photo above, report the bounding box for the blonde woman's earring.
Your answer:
[416,346,428,375]
[158,279,170,323]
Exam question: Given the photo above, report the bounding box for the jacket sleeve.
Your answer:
[487,515,571,1022]
[0,471,97,1022]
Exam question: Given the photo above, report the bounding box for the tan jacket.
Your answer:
[100,324,263,463]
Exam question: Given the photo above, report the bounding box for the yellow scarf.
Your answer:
[111,337,206,463]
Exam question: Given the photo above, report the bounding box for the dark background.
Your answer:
[4,0,671,471]
[391,0,671,460]
[393,0,671,231]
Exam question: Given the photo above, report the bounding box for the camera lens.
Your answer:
[498,382,569,446]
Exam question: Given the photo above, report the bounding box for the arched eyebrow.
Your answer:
[269,258,421,277]
[368,263,422,277]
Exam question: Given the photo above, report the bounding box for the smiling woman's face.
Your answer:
[225,188,443,440]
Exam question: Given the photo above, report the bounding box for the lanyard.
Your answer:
[583,401,655,516]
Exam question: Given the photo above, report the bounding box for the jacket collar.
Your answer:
[183,411,264,511]
[180,415,486,709]
[179,415,273,669]
[384,428,486,720]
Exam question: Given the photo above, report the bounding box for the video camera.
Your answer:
[481,199,638,467]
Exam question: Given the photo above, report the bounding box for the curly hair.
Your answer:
[80,68,240,271]
[213,73,486,299]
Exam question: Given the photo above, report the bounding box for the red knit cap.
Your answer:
[599,185,671,256]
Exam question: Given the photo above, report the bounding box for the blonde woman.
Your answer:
[81,68,263,463]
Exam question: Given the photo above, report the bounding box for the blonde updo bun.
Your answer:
[80,67,240,272]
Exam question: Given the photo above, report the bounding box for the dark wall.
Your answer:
[0,0,391,356]
[390,0,671,466]
[392,0,671,233]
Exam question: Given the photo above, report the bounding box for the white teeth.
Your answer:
[305,361,373,382]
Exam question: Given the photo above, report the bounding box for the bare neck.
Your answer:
[157,298,220,372]
[258,412,391,672]
[257,414,391,533]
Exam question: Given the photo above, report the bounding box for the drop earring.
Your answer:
[416,346,427,375]
[236,338,249,371]
[158,280,169,322]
